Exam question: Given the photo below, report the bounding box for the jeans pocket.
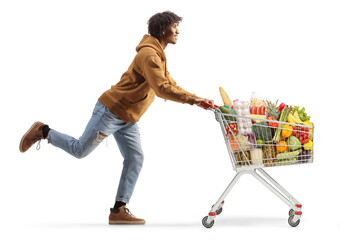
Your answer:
[104,107,122,121]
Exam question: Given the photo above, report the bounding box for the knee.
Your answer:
[135,151,145,167]
[74,150,89,159]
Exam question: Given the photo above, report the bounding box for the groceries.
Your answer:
[252,121,272,142]
[250,92,266,122]
[219,87,233,108]
[217,89,314,167]
[233,99,253,135]
[262,142,276,167]
[250,148,263,165]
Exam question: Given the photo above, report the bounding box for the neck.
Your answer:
[159,39,168,50]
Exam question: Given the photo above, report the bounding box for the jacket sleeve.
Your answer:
[142,53,197,105]
[166,70,200,99]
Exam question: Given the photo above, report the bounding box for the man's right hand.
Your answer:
[195,98,214,109]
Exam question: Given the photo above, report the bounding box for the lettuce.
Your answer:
[287,136,302,150]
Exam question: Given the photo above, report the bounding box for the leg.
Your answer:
[112,122,144,204]
[47,101,123,159]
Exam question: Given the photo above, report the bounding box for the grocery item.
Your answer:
[293,111,304,124]
[235,150,251,166]
[303,140,313,150]
[276,141,288,153]
[229,136,240,151]
[245,133,256,148]
[281,124,293,138]
[273,106,292,143]
[278,103,287,112]
[292,106,311,121]
[250,92,266,122]
[298,149,312,161]
[286,136,302,151]
[219,87,233,108]
[267,116,279,128]
[252,121,272,142]
[225,123,237,136]
[276,149,302,161]
[250,148,263,165]
[219,106,236,122]
[233,99,252,135]
[278,157,297,166]
[266,100,280,120]
[287,111,303,123]
[292,125,311,144]
[262,142,277,167]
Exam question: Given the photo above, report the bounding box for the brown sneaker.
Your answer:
[109,205,146,224]
[19,121,46,153]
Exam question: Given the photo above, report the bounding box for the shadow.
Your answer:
[148,216,287,228]
[32,222,108,229]
[32,216,288,229]
[216,216,287,227]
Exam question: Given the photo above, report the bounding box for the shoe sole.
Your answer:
[19,121,42,153]
[109,220,146,225]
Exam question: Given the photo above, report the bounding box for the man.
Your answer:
[19,11,214,224]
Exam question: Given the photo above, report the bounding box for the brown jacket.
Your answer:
[98,35,199,123]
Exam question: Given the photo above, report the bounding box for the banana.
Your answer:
[293,111,304,124]
[287,113,296,124]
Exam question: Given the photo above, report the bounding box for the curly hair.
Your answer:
[147,11,182,40]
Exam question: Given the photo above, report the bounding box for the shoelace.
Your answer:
[30,134,43,150]
[123,208,136,218]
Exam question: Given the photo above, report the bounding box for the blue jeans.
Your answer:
[47,101,144,204]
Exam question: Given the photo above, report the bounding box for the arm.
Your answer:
[166,70,200,99]
[142,53,197,105]
[166,71,214,108]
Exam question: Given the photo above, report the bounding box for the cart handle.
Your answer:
[200,101,219,110]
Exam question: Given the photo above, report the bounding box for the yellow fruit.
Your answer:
[281,124,293,138]
[287,114,296,124]
[304,140,313,150]
[303,121,313,127]
[293,111,304,124]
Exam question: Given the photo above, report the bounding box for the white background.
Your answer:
[1,0,359,239]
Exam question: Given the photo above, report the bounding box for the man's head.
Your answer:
[147,11,182,42]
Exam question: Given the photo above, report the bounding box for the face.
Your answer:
[163,23,179,44]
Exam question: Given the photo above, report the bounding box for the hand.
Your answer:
[195,98,214,109]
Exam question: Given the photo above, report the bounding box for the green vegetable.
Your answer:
[278,157,297,166]
[276,149,302,161]
[287,136,302,151]
[219,106,236,122]
[273,106,292,142]
[252,121,272,142]
[292,106,311,121]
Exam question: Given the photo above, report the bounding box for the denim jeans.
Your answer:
[47,101,144,204]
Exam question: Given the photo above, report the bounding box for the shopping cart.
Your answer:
[200,102,314,228]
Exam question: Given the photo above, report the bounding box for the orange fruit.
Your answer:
[276,141,288,153]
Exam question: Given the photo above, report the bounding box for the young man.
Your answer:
[19,11,213,224]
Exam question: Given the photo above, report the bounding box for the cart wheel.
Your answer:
[216,207,223,215]
[288,215,300,227]
[202,216,215,228]
[289,209,294,216]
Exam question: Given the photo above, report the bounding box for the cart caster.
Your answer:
[202,216,215,228]
[289,209,294,216]
[288,215,300,227]
[211,203,224,216]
